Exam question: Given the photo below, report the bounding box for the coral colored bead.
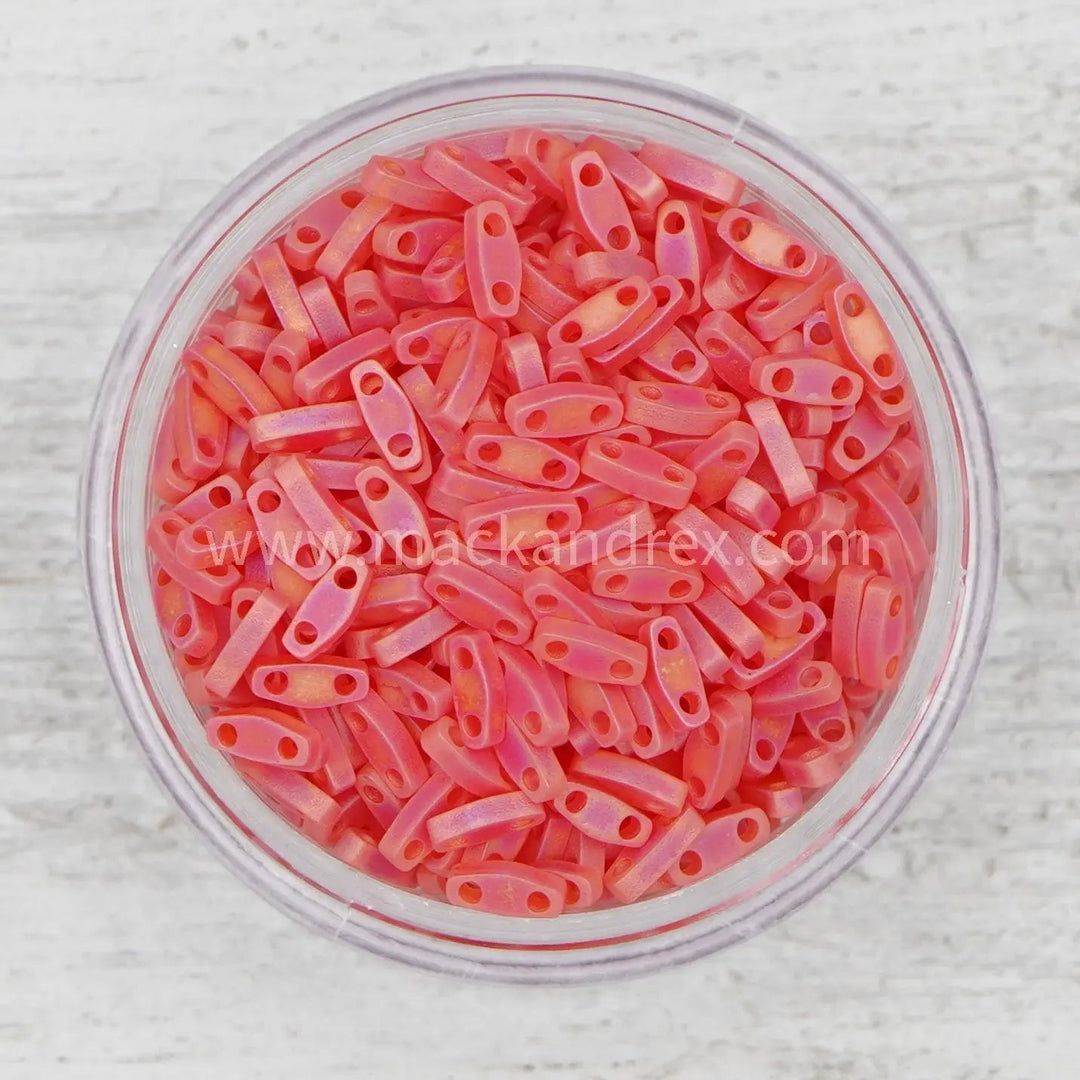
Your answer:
[667,804,771,886]
[604,807,705,904]
[505,382,623,439]
[683,691,752,811]
[422,141,536,224]
[428,791,545,852]
[591,275,690,372]
[621,380,739,436]
[377,770,457,871]
[207,706,325,771]
[420,715,509,797]
[494,714,568,803]
[446,860,567,916]
[548,276,657,357]
[563,150,640,255]
[532,617,647,685]
[497,642,570,748]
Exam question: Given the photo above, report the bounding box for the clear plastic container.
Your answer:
[80,67,1000,983]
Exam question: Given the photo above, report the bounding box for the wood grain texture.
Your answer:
[2,0,1078,1076]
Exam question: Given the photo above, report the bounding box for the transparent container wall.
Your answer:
[82,68,999,982]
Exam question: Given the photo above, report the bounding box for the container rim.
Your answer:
[80,65,1000,983]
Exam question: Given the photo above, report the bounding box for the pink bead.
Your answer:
[668,504,765,606]
[420,715,510,797]
[390,306,474,366]
[849,471,930,577]
[727,602,827,689]
[428,791,545,851]
[563,150,639,254]
[373,215,460,266]
[654,199,710,311]
[246,477,330,580]
[753,655,842,715]
[636,143,744,208]
[247,402,368,455]
[683,420,759,506]
[744,396,816,507]
[342,269,397,334]
[667,803,770,886]
[370,659,450,721]
[779,735,844,788]
[422,141,536,224]
[604,806,705,904]
[826,401,898,479]
[520,247,584,319]
[532,616,647,685]
[299,276,351,349]
[553,780,652,847]
[174,474,246,524]
[621,380,738,436]
[623,682,679,759]
[580,434,695,510]
[174,500,256,570]
[282,555,370,660]
[464,423,579,489]
[152,570,218,657]
[798,696,855,754]
[565,677,636,747]
[250,655,370,708]
[273,454,354,560]
[463,200,522,320]
[639,615,709,729]
[745,262,843,342]
[505,128,575,200]
[716,208,826,281]
[238,762,341,845]
[500,332,547,393]
[571,250,656,293]
[281,186,356,271]
[682,690,752,810]
[359,156,465,213]
[702,247,773,311]
[825,280,906,391]
[548,276,657,357]
[173,372,227,482]
[498,641,570,748]
[750,355,863,409]
[150,399,197,503]
[346,360,423,473]
[587,548,704,605]
[667,604,731,684]
[339,690,428,799]
[522,565,610,627]
[588,595,661,638]
[419,234,468,304]
[425,561,534,644]
[147,511,242,606]
[183,337,282,426]
[542,496,654,570]
[201,588,288,698]
[592,275,690,372]
[446,860,567,916]
[505,382,623,439]
[207,706,325,771]
[293,329,389,405]
[741,712,796,782]
[855,574,909,690]
[725,476,781,532]
[370,605,460,669]
[252,241,320,343]
[742,581,804,639]
[459,492,581,551]
[706,507,796,585]
[578,135,668,215]
[302,707,356,795]
[355,463,433,568]
[569,749,687,818]
[739,773,805,821]
[355,764,405,830]
[494,711,568,802]
[688,580,766,661]
[694,309,767,398]
[378,770,457,871]
[255,330,306,410]
[445,628,507,748]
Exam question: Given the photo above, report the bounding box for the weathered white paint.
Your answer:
[1,1,1078,1076]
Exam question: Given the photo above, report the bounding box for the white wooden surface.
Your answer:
[2,1,1078,1076]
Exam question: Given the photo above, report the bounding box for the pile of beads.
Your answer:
[148,128,927,916]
